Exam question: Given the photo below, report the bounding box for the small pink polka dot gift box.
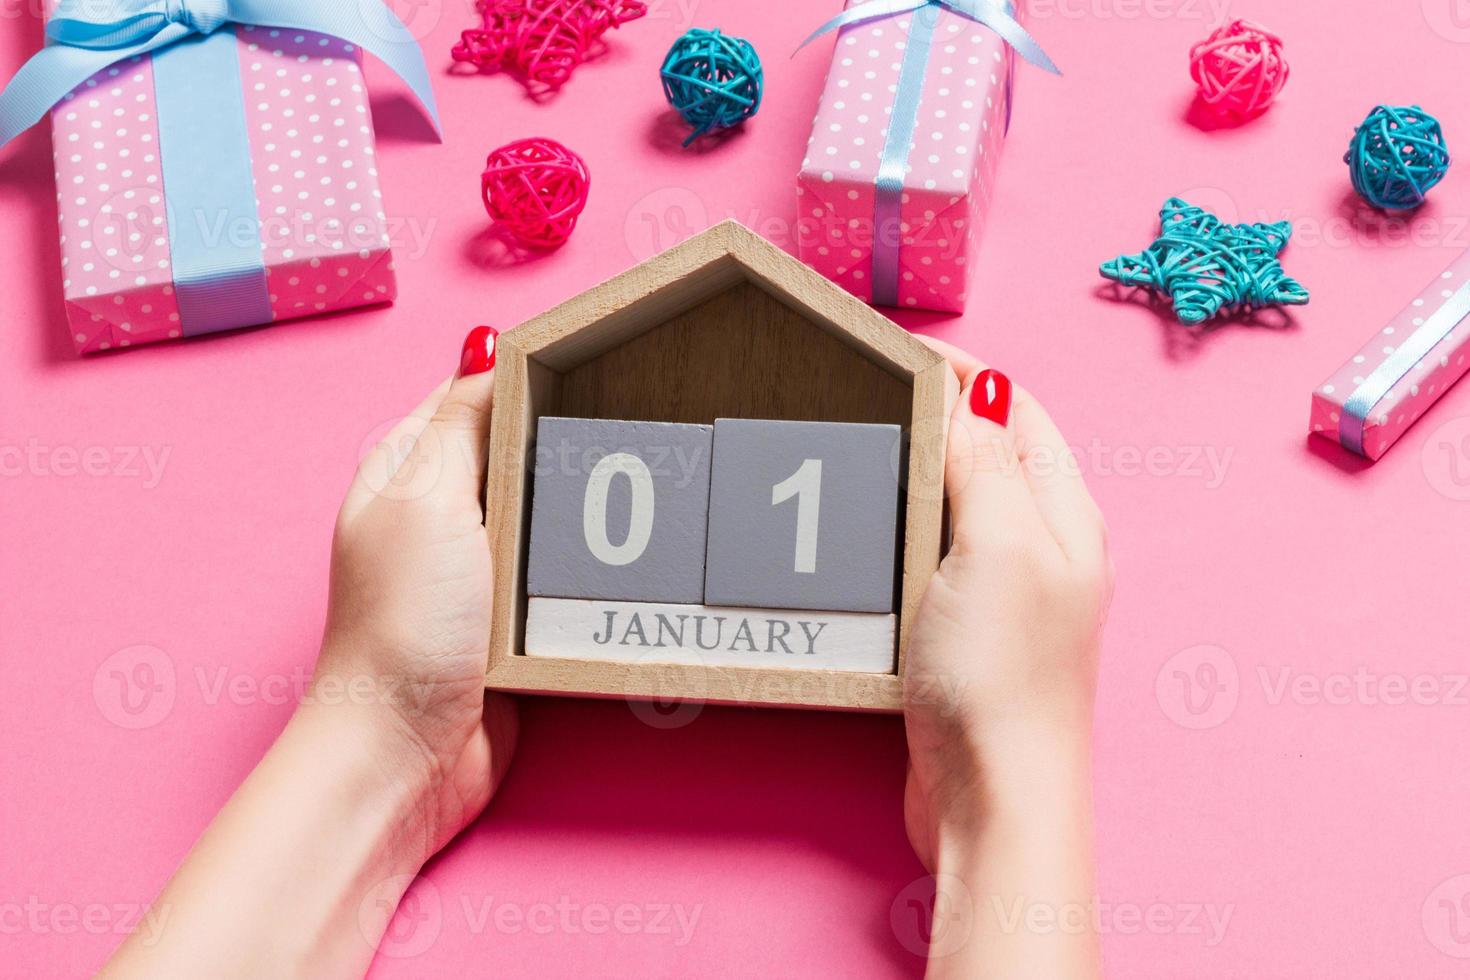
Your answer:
[1311,250,1470,460]
[795,0,1056,313]
[0,1,438,355]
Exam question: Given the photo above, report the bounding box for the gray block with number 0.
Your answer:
[527,417,713,603]
[703,418,903,613]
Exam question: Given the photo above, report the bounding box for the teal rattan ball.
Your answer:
[1345,105,1450,210]
[660,28,763,146]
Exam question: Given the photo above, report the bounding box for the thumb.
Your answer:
[944,364,1043,554]
[428,325,499,500]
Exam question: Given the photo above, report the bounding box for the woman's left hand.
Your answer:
[318,324,517,858]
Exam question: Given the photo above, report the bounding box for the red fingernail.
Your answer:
[969,369,1012,426]
[460,325,497,376]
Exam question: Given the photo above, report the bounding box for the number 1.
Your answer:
[772,458,822,574]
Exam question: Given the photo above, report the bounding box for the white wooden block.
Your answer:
[525,597,896,674]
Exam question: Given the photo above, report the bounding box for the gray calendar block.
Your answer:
[527,417,713,603]
[703,418,902,613]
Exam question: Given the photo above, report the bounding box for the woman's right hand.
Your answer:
[901,338,1112,978]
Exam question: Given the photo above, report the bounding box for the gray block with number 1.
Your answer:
[527,417,713,603]
[703,418,903,613]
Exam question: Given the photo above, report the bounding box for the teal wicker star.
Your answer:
[1100,198,1309,325]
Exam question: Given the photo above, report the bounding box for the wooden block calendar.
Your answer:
[482,220,950,712]
[523,416,903,674]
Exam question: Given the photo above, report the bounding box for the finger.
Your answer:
[1008,386,1108,568]
[341,376,453,525]
[945,362,1044,554]
[921,335,1105,566]
[426,325,499,502]
[484,692,518,798]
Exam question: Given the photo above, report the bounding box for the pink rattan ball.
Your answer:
[1189,19,1289,119]
[480,137,590,249]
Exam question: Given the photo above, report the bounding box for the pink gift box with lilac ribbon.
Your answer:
[1,0,439,355]
[795,0,1054,313]
[1311,250,1470,460]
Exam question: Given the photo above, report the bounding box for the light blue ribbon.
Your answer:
[1340,280,1470,456]
[153,27,273,335]
[0,0,440,150]
[0,0,439,339]
[797,0,1059,75]
[799,0,1056,307]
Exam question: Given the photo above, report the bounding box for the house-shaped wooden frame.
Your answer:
[484,220,951,711]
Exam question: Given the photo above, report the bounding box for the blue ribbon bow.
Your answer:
[797,0,1059,76]
[0,0,440,150]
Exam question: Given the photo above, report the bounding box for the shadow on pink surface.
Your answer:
[461,224,563,269]
[1305,433,1375,474]
[370,92,442,145]
[429,695,928,975]
[644,109,751,157]
[1092,282,1301,362]
[1181,94,1269,133]
[0,14,71,365]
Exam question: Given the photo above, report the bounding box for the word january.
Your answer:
[591,610,829,655]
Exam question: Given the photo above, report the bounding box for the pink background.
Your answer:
[5,1,1470,976]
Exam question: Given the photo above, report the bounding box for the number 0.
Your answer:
[583,453,655,566]
[772,458,822,574]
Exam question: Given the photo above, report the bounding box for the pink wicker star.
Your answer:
[451,0,647,90]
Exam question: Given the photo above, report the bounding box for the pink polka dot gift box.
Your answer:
[1311,249,1470,461]
[795,0,1057,314]
[0,0,439,355]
